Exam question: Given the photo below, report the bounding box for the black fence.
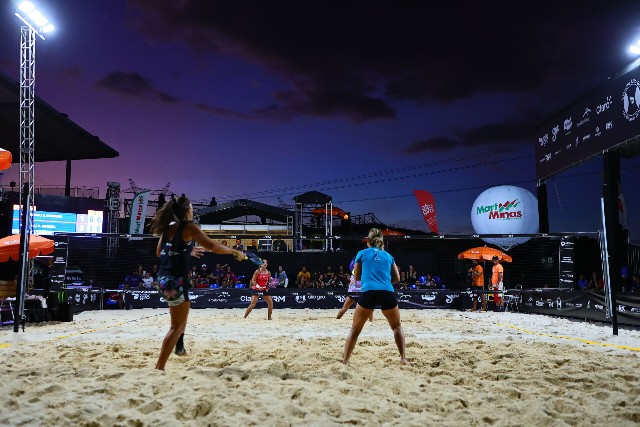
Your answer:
[0,232,609,292]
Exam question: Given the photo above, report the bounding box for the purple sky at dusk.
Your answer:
[1,1,640,242]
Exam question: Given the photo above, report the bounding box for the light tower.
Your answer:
[15,1,54,218]
[13,1,54,332]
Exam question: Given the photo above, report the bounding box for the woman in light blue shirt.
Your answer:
[343,228,408,365]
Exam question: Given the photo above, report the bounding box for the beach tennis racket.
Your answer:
[245,251,265,266]
[267,278,279,289]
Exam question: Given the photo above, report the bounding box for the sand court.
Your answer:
[1,308,639,426]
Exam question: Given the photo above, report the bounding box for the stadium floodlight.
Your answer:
[15,0,54,39]
[630,40,640,55]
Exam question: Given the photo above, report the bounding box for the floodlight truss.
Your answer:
[19,25,35,234]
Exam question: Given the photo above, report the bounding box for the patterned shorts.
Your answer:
[156,275,187,307]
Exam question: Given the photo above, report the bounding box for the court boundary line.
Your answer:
[0,312,168,349]
[496,321,640,352]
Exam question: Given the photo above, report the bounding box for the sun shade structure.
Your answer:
[0,70,119,162]
[0,234,54,262]
[457,246,512,263]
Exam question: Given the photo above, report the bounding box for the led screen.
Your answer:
[12,205,103,235]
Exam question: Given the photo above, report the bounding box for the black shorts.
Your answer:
[357,290,398,310]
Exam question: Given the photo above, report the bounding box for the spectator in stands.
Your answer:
[150,194,245,371]
[150,264,159,280]
[586,272,604,291]
[142,272,155,289]
[343,228,407,365]
[406,265,418,285]
[335,265,349,287]
[576,274,589,291]
[221,265,238,288]
[248,239,258,251]
[221,240,229,247]
[195,275,209,288]
[136,265,144,277]
[274,265,288,288]
[125,269,143,288]
[315,273,326,288]
[629,274,640,293]
[232,239,244,250]
[423,273,436,289]
[621,265,630,292]
[325,266,336,287]
[188,265,198,286]
[200,263,209,277]
[433,275,443,289]
[210,263,225,286]
[296,266,311,288]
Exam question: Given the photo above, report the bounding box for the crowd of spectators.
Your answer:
[116,262,446,291]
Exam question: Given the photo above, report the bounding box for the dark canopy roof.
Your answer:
[0,70,118,162]
[293,191,332,205]
[197,199,293,224]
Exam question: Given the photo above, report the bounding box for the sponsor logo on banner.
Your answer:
[295,295,306,304]
[240,295,252,302]
[622,79,640,121]
[421,294,436,301]
[272,296,286,303]
[556,298,562,310]
[413,190,440,234]
[539,133,549,146]
[208,298,228,303]
[396,293,411,301]
[129,190,152,234]
[335,295,347,303]
[563,117,572,134]
[445,294,458,304]
[475,199,523,220]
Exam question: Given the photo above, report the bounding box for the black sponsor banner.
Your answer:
[50,237,69,290]
[62,289,102,312]
[54,288,640,327]
[63,289,463,310]
[536,60,640,180]
[519,289,640,327]
[558,236,575,289]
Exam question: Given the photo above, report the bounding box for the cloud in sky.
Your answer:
[96,71,179,103]
[125,1,635,116]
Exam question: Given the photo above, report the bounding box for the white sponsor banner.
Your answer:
[129,190,151,234]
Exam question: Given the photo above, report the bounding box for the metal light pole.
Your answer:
[13,1,54,332]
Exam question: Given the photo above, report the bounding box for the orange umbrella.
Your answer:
[0,234,55,263]
[0,148,12,170]
[457,246,512,262]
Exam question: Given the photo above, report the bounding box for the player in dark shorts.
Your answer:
[343,228,408,365]
[150,194,245,371]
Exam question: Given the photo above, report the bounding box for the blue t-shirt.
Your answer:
[355,247,395,292]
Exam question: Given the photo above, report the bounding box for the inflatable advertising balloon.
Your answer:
[471,185,539,250]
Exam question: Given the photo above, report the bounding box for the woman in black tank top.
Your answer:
[150,195,246,371]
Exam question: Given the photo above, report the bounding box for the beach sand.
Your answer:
[1,308,639,426]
